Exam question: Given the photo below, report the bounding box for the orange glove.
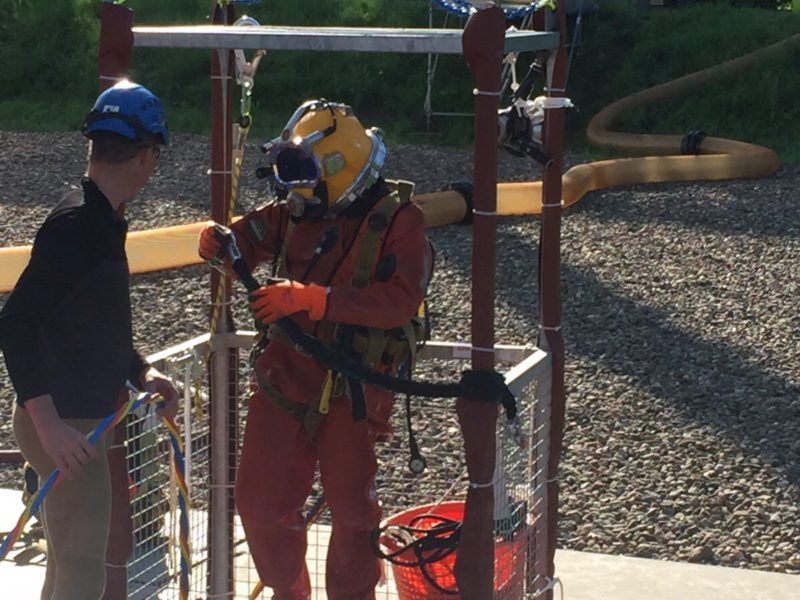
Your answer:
[249,280,328,325]
[198,223,224,261]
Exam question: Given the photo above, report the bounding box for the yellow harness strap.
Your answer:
[347,189,409,372]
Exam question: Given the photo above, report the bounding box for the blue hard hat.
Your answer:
[82,79,169,145]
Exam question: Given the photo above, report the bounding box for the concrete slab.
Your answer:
[555,549,800,600]
[3,488,799,599]
[0,558,45,600]
[0,487,46,600]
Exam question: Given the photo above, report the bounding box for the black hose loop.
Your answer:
[445,182,474,225]
[221,234,518,420]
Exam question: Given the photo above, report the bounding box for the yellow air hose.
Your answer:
[2,33,797,291]
[418,32,800,226]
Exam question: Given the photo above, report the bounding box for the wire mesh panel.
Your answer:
[232,349,262,600]
[124,335,550,599]
[371,349,551,600]
[518,352,552,599]
[125,407,173,600]
[125,340,212,600]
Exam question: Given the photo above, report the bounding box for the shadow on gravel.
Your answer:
[561,260,800,486]
[572,183,800,240]
[433,222,800,487]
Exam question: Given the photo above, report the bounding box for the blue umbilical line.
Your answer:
[0,392,148,560]
[430,0,548,20]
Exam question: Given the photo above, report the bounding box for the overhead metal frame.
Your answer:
[132,24,558,54]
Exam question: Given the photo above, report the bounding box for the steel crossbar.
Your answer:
[132,25,558,54]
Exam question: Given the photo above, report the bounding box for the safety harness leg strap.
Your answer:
[255,370,326,438]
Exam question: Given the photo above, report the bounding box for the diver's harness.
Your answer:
[210,202,519,444]
[251,182,428,440]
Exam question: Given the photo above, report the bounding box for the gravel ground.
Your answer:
[1,130,798,574]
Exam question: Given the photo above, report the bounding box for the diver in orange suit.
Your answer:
[199,100,431,599]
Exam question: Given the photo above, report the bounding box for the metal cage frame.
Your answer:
[94,2,569,597]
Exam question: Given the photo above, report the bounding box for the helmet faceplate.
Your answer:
[261,100,385,218]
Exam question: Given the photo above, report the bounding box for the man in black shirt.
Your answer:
[0,80,179,600]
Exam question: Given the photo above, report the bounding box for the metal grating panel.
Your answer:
[125,344,212,599]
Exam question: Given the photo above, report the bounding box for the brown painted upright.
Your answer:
[97,1,134,92]
[207,1,237,598]
[539,1,569,598]
[97,4,136,598]
[455,6,506,599]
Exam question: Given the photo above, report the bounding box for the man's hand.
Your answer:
[249,280,328,325]
[143,367,179,420]
[198,222,225,261]
[25,394,97,479]
[198,221,240,280]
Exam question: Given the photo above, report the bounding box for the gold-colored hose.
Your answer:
[2,34,797,292]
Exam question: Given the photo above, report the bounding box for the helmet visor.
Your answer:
[271,145,320,189]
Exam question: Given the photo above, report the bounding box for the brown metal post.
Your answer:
[455,6,506,600]
[98,5,136,598]
[538,2,569,598]
[208,2,237,597]
[0,450,23,463]
[102,423,134,600]
[98,1,134,91]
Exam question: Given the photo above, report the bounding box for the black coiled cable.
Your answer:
[371,513,462,596]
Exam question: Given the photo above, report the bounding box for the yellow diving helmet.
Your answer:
[260,99,386,220]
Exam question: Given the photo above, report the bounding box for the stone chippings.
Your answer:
[0,131,798,574]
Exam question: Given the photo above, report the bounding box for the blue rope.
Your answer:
[430,0,546,20]
[26,393,150,527]
[0,392,149,560]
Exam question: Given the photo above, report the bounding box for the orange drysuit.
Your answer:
[231,182,429,600]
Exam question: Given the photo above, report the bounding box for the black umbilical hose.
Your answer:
[210,225,519,419]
